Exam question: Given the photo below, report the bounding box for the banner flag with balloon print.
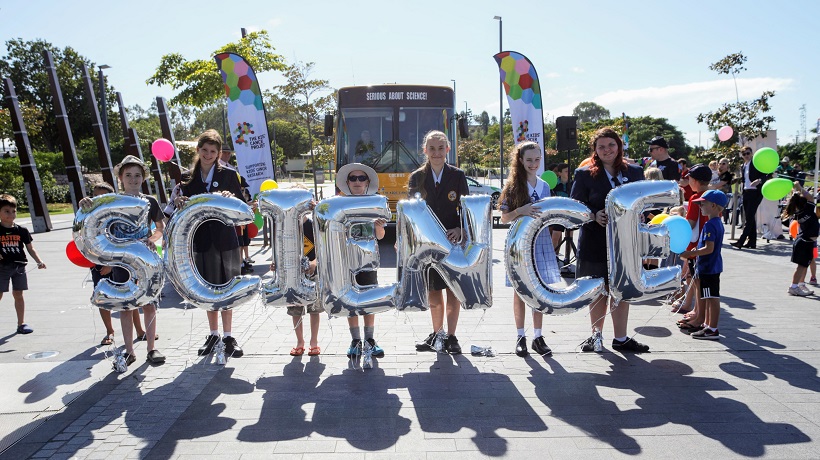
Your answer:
[494,51,546,175]
[214,53,275,196]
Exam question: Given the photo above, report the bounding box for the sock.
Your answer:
[364,326,374,340]
[223,332,231,337]
[349,327,361,340]
[707,326,717,332]
[210,330,219,336]
[516,328,525,337]
[791,284,799,289]
[614,336,628,342]
[533,328,542,339]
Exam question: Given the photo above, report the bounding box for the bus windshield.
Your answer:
[338,106,452,173]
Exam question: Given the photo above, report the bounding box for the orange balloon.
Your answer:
[790,220,799,239]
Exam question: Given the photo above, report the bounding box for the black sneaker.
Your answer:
[612,338,649,353]
[347,339,362,359]
[241,262,254,275]
[223,336,243,357]
[198,334,220,356]
[16,323,33,334]
[515,336,528,357]
[416,332,436,352]
[691,328,720,340]
[366,338,385,358]
[531,336,552,356]
[146,349,166,363]
[445,335,462,354]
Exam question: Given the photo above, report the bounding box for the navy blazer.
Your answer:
[407,163,469,231]
[181,166,246,252]
[570,163,645,263]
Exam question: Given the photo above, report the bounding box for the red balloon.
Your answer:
[247,223,259,239]
[66,241,95,268]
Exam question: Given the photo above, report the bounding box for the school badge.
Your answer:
[448,191,457,202]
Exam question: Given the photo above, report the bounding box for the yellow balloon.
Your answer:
[260,179,278,191]
[649,213,669,225]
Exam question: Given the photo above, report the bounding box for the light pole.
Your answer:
[98,65,111,148]
[494,15,503,186]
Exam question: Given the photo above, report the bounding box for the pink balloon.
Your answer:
[717,126,734,142]
[151,138,175,162]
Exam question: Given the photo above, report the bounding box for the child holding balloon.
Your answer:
[680,190,727,340]
[783,182,818,297]
[88,182,150,347]
[498,141,560,357]
[336,163,387,360]
[80,156,166,364]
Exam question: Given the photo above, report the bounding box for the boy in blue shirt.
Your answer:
[681,190,727,340]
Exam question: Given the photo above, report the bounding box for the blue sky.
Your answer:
[2,0,817,149]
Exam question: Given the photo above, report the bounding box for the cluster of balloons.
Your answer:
[752,147,792,201]
[648,213,692,254]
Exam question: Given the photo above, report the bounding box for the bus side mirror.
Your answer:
[458,116,469,139]
[324,114,334,137]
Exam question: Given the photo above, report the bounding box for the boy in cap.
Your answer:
[681,190,728,340]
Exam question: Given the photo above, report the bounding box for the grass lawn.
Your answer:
[18,203,74,218]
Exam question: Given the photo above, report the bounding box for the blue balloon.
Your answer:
[663,215,693,254]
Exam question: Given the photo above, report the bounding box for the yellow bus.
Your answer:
[325,85,459,216]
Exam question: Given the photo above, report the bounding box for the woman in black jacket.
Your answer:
[571,127,649,353]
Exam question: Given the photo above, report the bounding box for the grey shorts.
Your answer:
[287,302,324,317]
[0,263,28,292]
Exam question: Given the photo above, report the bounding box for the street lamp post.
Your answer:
[98,65,111,148]
[494,15,503,186]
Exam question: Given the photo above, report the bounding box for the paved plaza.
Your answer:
[1,212,819,459]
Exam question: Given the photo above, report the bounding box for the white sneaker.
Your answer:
[799,283,814,295]
[789,286,811,296]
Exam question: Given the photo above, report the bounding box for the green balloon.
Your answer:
[155,242,163,257]
[752,147,779,174]
[541,170,558,189]
[761,178,792,201]
[254,212,264,228]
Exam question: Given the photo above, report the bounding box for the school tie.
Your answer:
[611,175,621,187]
[531,190,539,202]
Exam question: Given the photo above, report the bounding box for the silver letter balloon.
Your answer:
[257,188,317,307]
[164,194,261,311]
[395,194,492,312]
[72,194,164,311]
[606,180,682,302]
[314,194,395,317]
[505,197,604,314]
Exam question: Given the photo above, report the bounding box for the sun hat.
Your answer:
[114,155,150,176]
[336,163,379,196]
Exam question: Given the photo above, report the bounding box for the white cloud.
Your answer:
[571,67,585,74]
[544,72,560,78]
[267,17,283,28]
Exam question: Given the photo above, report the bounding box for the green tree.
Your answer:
[477,111,490,136]
[0,38,114,151]
[697,52,775,146]
[577,115,691,160]
[457,139,485,174]
[572,101,611,124]
[147,31,286,107]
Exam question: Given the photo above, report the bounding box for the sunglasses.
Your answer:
[741,151,751,156]
[648,146,661,152]
[347,175,369,182]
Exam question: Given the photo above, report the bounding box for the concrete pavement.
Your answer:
[1,213,819,459]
